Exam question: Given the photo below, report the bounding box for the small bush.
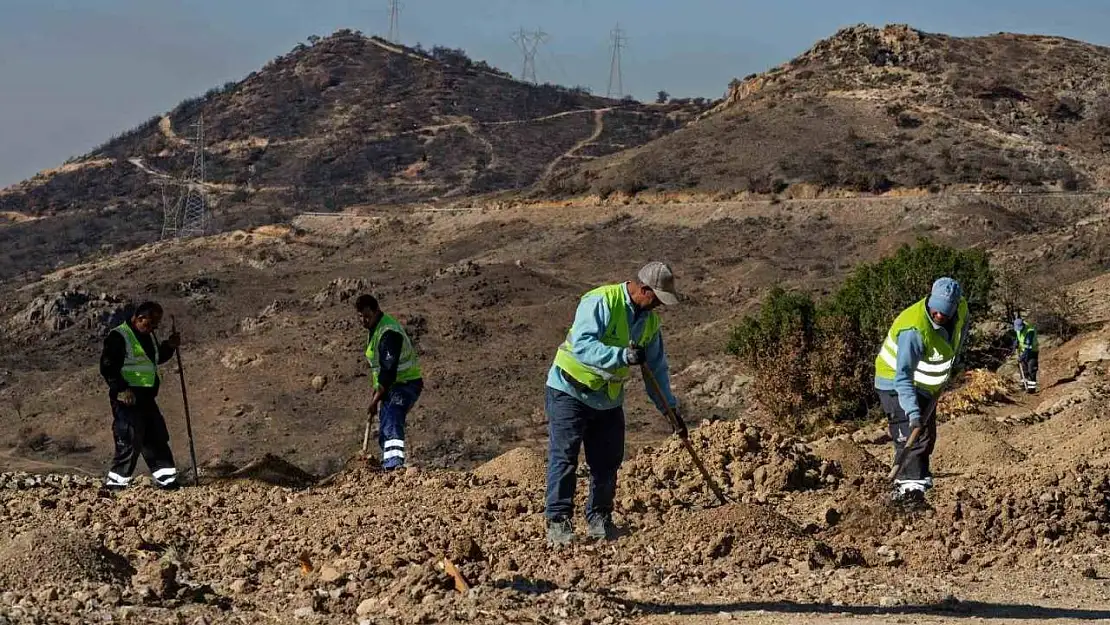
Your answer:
[728,239,995,428]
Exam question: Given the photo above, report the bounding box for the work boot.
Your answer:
[586,514,618,541]
[890,487,926,511]
[546,517,575,548]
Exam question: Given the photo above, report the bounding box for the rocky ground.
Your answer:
[3,352,1110,624]
[3,193,1110,623]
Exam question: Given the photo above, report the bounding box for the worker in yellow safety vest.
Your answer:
[874,277,969,507]
[356,294,423,469]
[99,301,182,491]
[544,262,687,547]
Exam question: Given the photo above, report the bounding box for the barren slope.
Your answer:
[2,192,1109,477]
[0,30,701,281]
[545,24,1110,198]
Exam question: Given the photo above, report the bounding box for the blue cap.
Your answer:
[1014,317,1024,331]
[927,277,962,318]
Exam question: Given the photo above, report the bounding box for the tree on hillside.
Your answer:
[656,90,670,104]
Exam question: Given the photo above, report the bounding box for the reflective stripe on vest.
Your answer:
[874,297,968,396]
[113,323,159,388]
[1017,327,1038,352]
[364,313,422,389]
[552,283,661,400]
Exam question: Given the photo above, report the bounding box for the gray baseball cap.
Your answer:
[638,261,679,306]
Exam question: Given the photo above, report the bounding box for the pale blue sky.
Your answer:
[3,0,1110,188]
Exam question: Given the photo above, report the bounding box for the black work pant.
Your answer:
[106,396,178,488]
[544,387,625,522]
[879,389,937,484]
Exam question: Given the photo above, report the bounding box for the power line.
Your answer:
[607,23,627,99]
[511,28,548,84]
[387,0,402,43]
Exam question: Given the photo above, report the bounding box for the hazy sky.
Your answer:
[3,0,1110,188]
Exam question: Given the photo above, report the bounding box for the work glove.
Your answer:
[624,344,646,366]
[907,413,922,431]
[117,389,136,406]
[167,331,182,349]
[671,406,689,440]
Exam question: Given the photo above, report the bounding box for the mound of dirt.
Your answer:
[954,466,1110,553]
[937,417,1026,471]
[312,278,367,306]
[218,453,318,488]
[638,503,838,571]
[813,438,886,482]
[471,447,546,488]
[620,420,839,507]
[0,527,134,591]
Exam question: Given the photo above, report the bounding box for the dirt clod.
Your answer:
[0,527,133,591]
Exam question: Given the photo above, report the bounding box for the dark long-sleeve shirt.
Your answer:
[100,322,176,399]
[376,331,404,390]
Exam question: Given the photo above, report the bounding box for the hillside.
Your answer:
[0,30,702,282]
[544,24,1110,198]
[3,190,1110,477]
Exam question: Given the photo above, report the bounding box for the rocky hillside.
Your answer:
[544,24,1110,198]
[0,30,702,282]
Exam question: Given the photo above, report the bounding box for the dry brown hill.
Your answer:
[3,190,1109,477]
[0,30,703,282]
[544,24,1110,198]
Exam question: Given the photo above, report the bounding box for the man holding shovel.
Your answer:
[356,294,423,470]
[874,277,969,507]
[543,262,688,547]
[99,301,182,491]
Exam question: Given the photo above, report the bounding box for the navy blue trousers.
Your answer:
[379,380,422,469]
[544,386,625,522]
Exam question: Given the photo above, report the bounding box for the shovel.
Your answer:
[887,426,922,481]
[170,315,200,486]
[640,363,728,505]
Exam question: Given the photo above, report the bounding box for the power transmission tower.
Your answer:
[511,28,548,84]
[387,0,402,43]
[607,23,627,98]
[159,179,175,240]
[162,114,211,240]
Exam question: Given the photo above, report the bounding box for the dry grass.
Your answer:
[939,369,1011,418]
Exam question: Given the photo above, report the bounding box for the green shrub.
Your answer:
[825,238,993,348]
[727,239,995,429]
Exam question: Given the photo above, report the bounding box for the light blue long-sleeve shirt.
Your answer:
[874,317,968,420]
[546,282,678,413]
